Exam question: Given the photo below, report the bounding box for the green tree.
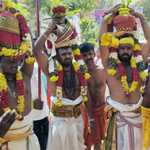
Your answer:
[16,0,104,44]
[141,0,150,22]
[16,0,150,43]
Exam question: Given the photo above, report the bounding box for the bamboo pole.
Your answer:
[35,0,41,99]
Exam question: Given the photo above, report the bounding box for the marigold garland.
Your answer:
[101,33,148,95]
[0,33,35,65]
[49,60,89,106]
[48,46,90,106]
[118,60,139,94]
[0,71,25,119]
[0,42,27,57]
[73,48,91,80]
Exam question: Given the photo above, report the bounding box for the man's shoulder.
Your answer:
[95,57,104,69]
[89,69,106,84]
[95,67,105,76]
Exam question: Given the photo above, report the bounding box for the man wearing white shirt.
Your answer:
[31,62,49,150]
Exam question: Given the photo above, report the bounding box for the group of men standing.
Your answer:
[0,0,150,150]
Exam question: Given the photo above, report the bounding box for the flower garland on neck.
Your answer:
[101,33,148,95]
[0,33,35,64]
[0,70,25,120]
[49,48,91,107]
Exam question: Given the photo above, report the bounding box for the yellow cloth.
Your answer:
[141,106,150,149]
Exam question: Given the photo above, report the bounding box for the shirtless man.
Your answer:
[100,4,150,150]
[34,5,86,150]
[0,1,40,149]
[80,42,106,150]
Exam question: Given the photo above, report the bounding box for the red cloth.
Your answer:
[84,105,107,146]
[0,11,29,47]
[113,15,137,31]
[52,5,66,14]
[0,11,21,47]
[0,30,20,47]
[16,14,29,39]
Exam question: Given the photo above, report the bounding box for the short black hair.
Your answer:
[56,46,72,53]
[80,42,94,53]
[71,44,79,50]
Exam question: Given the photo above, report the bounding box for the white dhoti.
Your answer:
[106,96,143,150]
[0,112,40,150]
[47,96,86,150]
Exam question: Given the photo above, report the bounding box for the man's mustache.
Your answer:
[122,53,130,58]
[64,58,72,61]
[86,58,94,63]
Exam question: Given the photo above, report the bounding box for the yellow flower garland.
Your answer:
[84,72,91,80]
[73,48,80,56]
[107,68,117,76]
[0,39,35,65]
[0,42,27,57]
[50,61,81,82]
[50,75,59,82]
[49,61,89,106]
[73,62,80,72]
[16,71,25,113]
[101,33,113,47]
[0,71,25,118]
[25,57,35,64]
[101,32,148,94]
[0,73,8,91]
[140,71,148,81]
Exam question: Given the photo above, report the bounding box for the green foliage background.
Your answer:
[14,0,150,44]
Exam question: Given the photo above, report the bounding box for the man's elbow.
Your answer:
[33,43,43,56]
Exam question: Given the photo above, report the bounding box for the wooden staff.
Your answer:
[35,0,41,99]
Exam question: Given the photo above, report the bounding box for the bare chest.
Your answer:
[88,73,104,104]
[107,76,141,104]
[7,77,31,116]
[88,75,101,94]
[62,73,80,100]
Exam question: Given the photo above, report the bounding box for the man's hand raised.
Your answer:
[104,4,122,16]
